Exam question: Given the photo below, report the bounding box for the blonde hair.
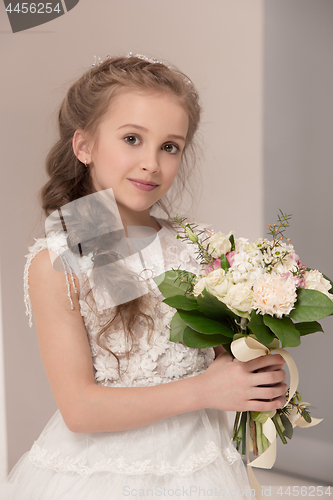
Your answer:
[39,55,202,376]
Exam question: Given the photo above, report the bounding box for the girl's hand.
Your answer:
[199,351,287,412]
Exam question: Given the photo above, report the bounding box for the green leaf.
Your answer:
[220,254,230,272]
[301,410,312,424]
[169,312,187,342]
[263,316,301,347]
[153,270,192,299]
[294,321,324,336]
[163,295,199,311]
[197,288,238,320]
[178,309,234,338]
[183,327,229,348]
[290,289,333,322]
[229,234,235,252]
[248,312,275,346]
[280,413,293,440]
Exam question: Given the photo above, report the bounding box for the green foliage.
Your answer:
[163,295,199,311]
[153,270,194,299]
[183,327,228,348]
[220,254,230,271]
[169,312,187,342]
[197,289,238,320]
[177,309,234,339]
[280,413,293,440]
[229,234,235,252]
[263,315,301,347]
[248,312,275,346]
[290,288,333,322]
[294,321,324,336]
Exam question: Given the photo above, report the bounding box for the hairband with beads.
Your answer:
[91,53,192,84]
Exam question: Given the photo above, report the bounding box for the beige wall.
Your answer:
[263,0,333,483]
[0,0,264,474]
[0,1,277,485]
[1,0,332,485]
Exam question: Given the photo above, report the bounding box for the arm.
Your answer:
[28,250,287,434]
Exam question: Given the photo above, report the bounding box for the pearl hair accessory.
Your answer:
[91,53,192,84]
[126,52,166,65]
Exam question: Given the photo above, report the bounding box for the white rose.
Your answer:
[207,232,232,258]
[222,282,253,318]
[205,268,232,299]
[304,270,333,300]
[193,276,207,297]
[274,255,298,275]
[252,273,297,318]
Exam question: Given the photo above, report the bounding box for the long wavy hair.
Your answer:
[39,55,202,376]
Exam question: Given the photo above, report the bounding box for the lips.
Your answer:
[127,178,159,192]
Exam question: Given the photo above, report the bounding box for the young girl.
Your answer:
[2,54,287,499]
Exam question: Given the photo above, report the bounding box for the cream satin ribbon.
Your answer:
[231,337,323,500]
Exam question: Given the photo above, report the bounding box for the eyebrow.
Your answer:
[117,124,186,142]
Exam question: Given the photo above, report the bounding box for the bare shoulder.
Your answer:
[29,249,80,309]
[28,248,82,327]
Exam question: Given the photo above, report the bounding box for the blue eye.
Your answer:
[162,143,180,154]
[125,135,141,145]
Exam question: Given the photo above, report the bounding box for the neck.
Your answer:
[118,207,161,234]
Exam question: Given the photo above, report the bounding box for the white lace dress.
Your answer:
[2,219,253,500]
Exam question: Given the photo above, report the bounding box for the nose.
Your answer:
[139,148,160,174]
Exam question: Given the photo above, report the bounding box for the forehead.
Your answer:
[100,88,189,130]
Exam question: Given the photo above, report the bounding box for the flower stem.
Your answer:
[232,412,241,440]
[272,413,287,444]
[255,421,263,455]
[240,412,247,456]
[250,412,258,456]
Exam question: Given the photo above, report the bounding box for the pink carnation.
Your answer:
[253,273,297,318]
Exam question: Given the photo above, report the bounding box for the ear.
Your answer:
[73,130,93,164]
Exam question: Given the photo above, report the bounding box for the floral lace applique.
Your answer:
[29,440,222,477]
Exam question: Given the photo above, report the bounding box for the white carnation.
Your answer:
[234,237,249,252]
[252,273,297,318]
[230,250,264,284]
[304,270,333,300]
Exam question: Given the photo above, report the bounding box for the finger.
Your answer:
[246,397,286,412]
[252,383,288,401]
[246,354,285,372]
[252,369,286,387]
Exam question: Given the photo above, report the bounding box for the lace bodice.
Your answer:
[24,218,216,388]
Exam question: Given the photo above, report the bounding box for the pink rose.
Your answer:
[226,251,237,266]
[205,258,221,274]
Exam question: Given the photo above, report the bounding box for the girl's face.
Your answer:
[83,90,189,226]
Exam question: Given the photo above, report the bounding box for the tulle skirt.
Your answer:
[1,409,254,499]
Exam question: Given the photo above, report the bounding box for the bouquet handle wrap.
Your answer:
[231,337,322,499]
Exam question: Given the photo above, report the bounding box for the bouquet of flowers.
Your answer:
[155,211,333,464]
